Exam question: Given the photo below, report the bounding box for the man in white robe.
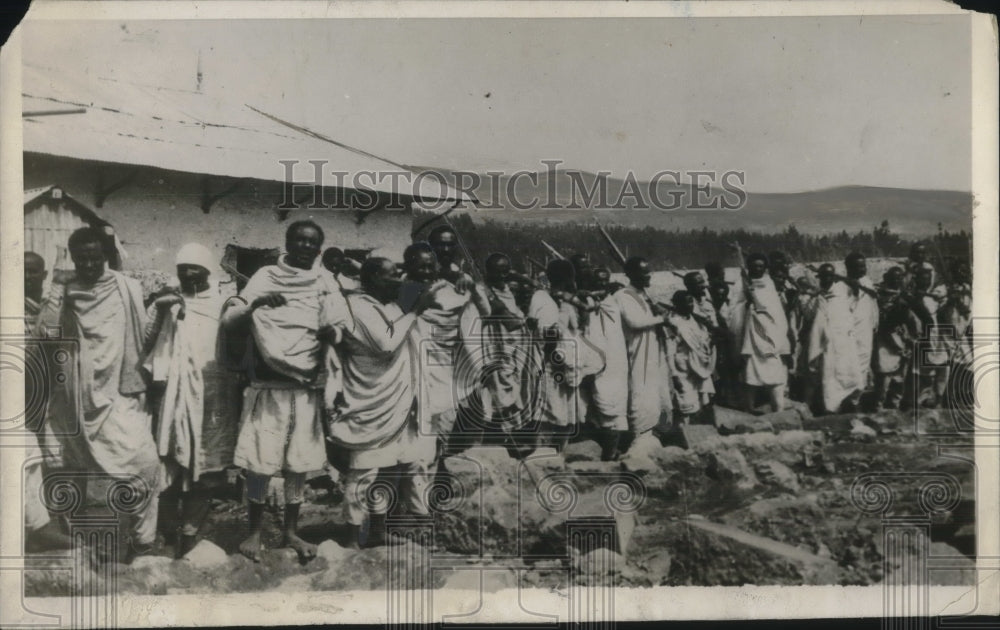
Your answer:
[732,253,791,413]
[806,264,863,413]
[222,221,351,562]
[327,257,435,547]
[527,260,588,453]
[402,241,489,452]
[845,252,879,392]
[584,267,628,459]
[616,257,673,450]
[34,227,160,560]
[143,243,239,556]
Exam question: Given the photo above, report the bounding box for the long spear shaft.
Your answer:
[540,240,566,261]
[595,222,627,269]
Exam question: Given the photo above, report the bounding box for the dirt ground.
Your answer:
[24,406,976,596]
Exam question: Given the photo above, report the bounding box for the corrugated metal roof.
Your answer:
[21,63,471,202]
[24,184,56,205]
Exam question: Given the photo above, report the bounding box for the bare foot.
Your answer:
[239,531,263,563]
[284,533,317,562]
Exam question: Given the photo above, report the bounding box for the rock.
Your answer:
[759,409,804,432]
[784,400,814,420]
[637,549,672,579]
[620,431,661,472]
[719,430,825,467]
[564,439,603,463]
[849,418,877,440]
[620,452,657,474]
[801,413,856,433]
[182,540,228,570]
[746,495,821,520]
[316,540,350,566]
[573,548,624,576]
[667,424,724,450]
[861,414,897,435]
[754,460,800,493]
[684,518,839,584]
[715,406,774,435]
[119,554,188,594]
[268,547,300,565]
[311,540,438,591]
[705,448,758,490]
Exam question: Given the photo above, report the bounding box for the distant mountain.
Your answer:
[410,167,972,237]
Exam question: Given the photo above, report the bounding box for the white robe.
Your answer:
[528,290,581,427]
[408,280,474,436]
[35,270,160,543]
[231,257,351,475]
[458,284,531,422]
[144,288,240,484]
[616,287,671,433]
[849,276,879,388]
[585,293,628,429]
[669,313,716,415]
[733,273,790,387]
[332,294,434,468]
[808,282,863,413]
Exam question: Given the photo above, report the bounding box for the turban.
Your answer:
[175,242,215,273]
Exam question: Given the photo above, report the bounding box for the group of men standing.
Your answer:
[22,223,972,562]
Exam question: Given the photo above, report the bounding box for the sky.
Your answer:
[21,15,972,193]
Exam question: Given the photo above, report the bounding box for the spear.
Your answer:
[540,240,566,261]
[594,221,627,269]
[805,264,878,298]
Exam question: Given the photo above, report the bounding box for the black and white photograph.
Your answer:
[1,1,997,625]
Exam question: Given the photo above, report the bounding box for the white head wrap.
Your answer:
[175,242,215,273]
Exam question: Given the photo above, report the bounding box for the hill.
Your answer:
[410,167,972,238]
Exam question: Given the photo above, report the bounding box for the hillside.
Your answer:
[410,167,972,238]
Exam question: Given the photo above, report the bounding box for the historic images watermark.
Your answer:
[277,160,749,213]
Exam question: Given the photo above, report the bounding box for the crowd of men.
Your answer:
[22,223,973,562]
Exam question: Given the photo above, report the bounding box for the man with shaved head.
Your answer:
[222,220,352,562]
[34,227,160,561]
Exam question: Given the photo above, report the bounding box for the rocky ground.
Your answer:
[24,406,976,596]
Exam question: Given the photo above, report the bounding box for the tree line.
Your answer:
[422,214,972,273]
